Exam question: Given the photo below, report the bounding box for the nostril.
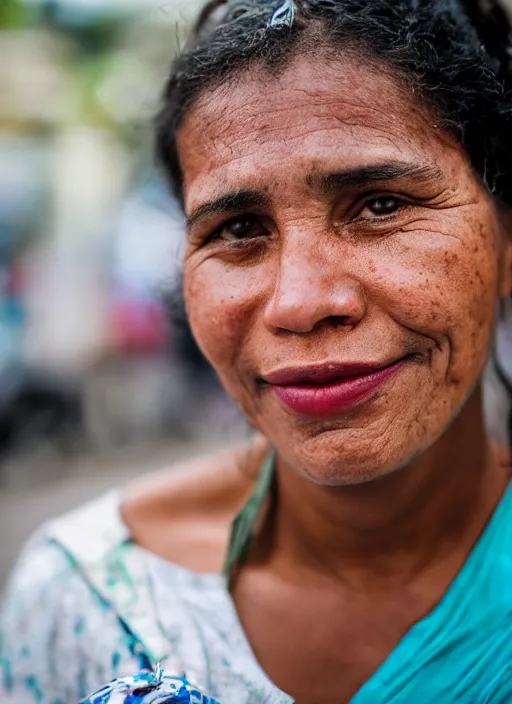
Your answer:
[326,315,353,328]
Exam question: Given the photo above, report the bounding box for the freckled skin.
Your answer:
[180,55,510,485]
[172,53,512,702]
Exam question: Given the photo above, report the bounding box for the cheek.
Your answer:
[184,259,264,379]
[374,223,498,371]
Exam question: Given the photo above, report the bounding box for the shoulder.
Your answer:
[121,436,268,572]
[0,438,267,699]
[0,529,80,629]
[0,528,142,703]
[0,438,268,701]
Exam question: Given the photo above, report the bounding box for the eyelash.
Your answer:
[205,194,412,245]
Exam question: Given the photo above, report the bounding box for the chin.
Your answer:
[294,446,409,487]
[270,422,428,487]
[248,382,467,486]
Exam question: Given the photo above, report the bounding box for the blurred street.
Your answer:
[0,0,251,595]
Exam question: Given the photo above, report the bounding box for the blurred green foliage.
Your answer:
[0,0,35,29]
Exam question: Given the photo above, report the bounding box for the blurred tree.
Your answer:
[0,0,34,29]
[40,0,119,53]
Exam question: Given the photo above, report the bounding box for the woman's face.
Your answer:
[178,53,512,485]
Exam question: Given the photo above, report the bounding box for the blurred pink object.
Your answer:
[109,295,170,355]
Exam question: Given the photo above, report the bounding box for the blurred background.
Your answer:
[0,0,511,590]
[0,0,249,588]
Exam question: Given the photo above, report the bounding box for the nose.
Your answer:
[263,241,367,334]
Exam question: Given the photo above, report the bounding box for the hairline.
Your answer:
[175,27,431,133]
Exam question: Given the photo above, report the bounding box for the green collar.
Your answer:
[222,450,276,581]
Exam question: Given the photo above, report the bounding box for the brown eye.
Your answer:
[216,215,267,242]
[362,196,402,217]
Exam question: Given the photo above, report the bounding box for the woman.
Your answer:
[2,0,512,701]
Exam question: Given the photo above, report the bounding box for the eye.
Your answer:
[360,196,404,218]
[213,215,267,243]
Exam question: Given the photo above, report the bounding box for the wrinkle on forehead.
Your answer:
[178,53,464,208]
[184,56,430,142]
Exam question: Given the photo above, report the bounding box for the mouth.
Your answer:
[260,358,408,416]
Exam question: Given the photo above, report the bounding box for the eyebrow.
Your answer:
[186,161,444,229]
[186,190,269,229]
[305,162,444,196]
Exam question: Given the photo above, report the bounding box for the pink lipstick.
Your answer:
[263,359,405,416]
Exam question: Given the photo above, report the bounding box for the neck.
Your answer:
[267,387,509,588]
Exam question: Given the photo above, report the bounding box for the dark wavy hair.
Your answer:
[155,0,512,444]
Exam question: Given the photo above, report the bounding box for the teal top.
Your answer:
[353,480,512,702]
[225,452,512,701]
[2,455,512,703]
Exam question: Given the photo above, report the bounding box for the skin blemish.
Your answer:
[179,51,508,484]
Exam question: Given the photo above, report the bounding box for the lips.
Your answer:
[262,359,406,416]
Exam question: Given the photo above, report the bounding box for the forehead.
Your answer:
[178,54,461,211]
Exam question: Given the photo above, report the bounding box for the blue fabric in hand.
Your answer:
[80,666,221,704]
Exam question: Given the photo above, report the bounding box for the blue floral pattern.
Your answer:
[81,666,220,704]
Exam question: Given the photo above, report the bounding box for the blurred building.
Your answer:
[0,0,243,481]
